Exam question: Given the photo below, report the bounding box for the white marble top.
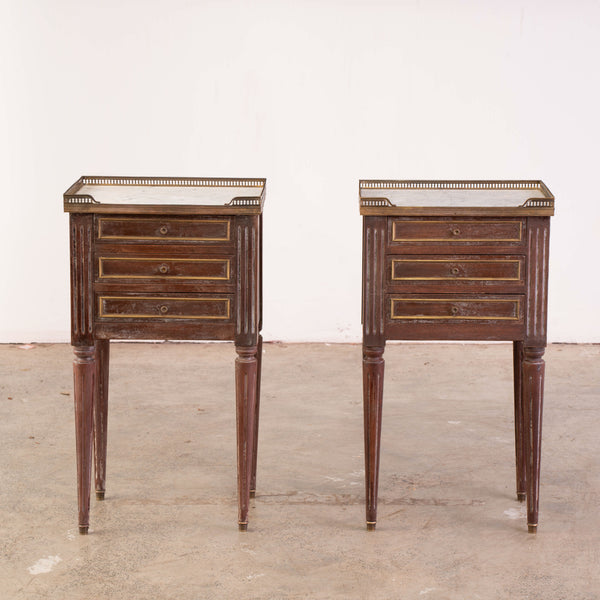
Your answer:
[76,184,262,206]
[360,186,547,207]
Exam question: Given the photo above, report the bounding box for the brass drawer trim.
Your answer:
[98,296,231,320]
[390,297,521,321]
[97,218,231,241]
[390,258,522,281]
[391,220,523,242]
[98,257,231,281]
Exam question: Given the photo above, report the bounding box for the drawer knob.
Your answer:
[158,264,169,274]
[160,305,169,314]
[452,228,461,236]
[451,267,460,276]
[451,306,459,315]
[159,225,168,235]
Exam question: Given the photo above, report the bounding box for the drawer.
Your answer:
[97,295,232,321]
[389,295,522,321]
[98,256,232,282]
[387,255,525,291]
[97,217,231,242]
[389,218,525,250]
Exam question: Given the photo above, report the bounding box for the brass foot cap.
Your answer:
[528,524,537,534]
[96,491,105,501]
[238,522,248,532]
[78,526,89,535]
[517,492,526,502]
[250,490,256,499]
[367,522,376,531]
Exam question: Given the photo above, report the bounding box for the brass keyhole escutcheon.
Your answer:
[159,264,169,274]
[452,228,461,236]
[451,267,460,276]
[451,306,459,315]
[160,305,169,314]
[159,225,168,235]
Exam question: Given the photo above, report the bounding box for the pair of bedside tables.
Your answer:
[64,176,554,534]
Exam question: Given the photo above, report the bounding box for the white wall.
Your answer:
[1,0,598,343]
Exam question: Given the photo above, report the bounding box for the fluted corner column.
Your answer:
[522,345,545,533]
[73,345,96,534]
[235,344,258,531]
[363,345,385,530]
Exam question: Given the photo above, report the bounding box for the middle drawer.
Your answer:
[98,256,232,282]
[386,254,525,293]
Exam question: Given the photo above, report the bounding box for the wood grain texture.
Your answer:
[525,218,550,346]
[235,345,258,530]
[93,321,235,341]
[73,346,95,534]
[250,335,263,497]
[94,340,109,500]
[70,214,95,345]
[235,215,260,346]
[387,254,525,294]
[362,217,386,346]
[97,216,231,242]
[363,346,385,529]
[523,346,545,532]
[67,179,264,533]
[387,217,527,256]
[513,341,526,501]
[361,191,552,533]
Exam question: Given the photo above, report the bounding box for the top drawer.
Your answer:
[97,217,231,243]
[388,218,525,251]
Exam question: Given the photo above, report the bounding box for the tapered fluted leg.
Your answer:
[523,346,545,533]
[250,335,262,498]
[73,346,96,534]
[363,345,385,530]
[235,344,258,531]
[513,341,526,502]
[94,340,110,501]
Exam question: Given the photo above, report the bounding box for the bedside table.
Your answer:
[64,176,265,533]
[360,180,554,533]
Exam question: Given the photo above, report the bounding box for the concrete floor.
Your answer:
[1,342,599,599]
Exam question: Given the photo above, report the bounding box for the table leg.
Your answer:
[250,335,262,498]
[523,346,545,533]
[513,341,526,502]
[363,345,385,530]
[73,345,95,534]
[94,340,110,500]
[235,344,258,531]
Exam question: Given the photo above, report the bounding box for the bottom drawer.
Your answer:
[385,294,525,341]
[389,295,522,321]
[97,294,232,321]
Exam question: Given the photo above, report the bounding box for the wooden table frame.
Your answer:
[360,180,554,533]
[65,176,265,533]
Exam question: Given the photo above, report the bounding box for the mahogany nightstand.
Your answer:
[64,176,265,533]
[360,180,554,533]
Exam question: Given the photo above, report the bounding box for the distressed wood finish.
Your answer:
[97,216,232,242]
[235,344,258,530]
[66,176,264,533]
[94,339,109,500]
[363,346,385,530]
[70,214,95,346]
[387,254,526,294]
[522,346,545,533]
[250,334,263,497]
[362,217,386,347]
[360,180,553,533]
[73,346,95,534]
[513,340,526,502]
[390,218,526,245]
[235,215,260,347]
